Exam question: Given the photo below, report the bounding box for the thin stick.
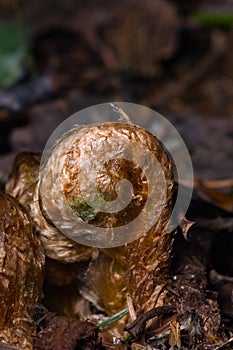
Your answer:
[214,337,233,349]
[127,294,137,322]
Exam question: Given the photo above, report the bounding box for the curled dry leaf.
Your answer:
[196,179,233,213]
[0,193,44,350]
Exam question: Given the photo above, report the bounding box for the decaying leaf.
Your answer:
[33,304,101,350]
[196,179,233,213]
[0,193,44,350]
[166,230,222,348]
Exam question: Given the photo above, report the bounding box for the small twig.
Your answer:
[0,343,22,349]
[210,269,233,284]
[131,343,146,350]
[125,306,175,338]
[214,337,233,349]
[127,294,137,322]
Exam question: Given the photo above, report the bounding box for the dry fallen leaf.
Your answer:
[196,179,233,213]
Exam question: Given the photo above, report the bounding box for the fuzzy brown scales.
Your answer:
[101,202,174,314]
[5,152,41,210]
[62,122,173,229]
[6,122,175,318]
[6,152,93,263]
[0,193,44,350]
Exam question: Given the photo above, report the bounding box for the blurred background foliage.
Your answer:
[0,0,232,184]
